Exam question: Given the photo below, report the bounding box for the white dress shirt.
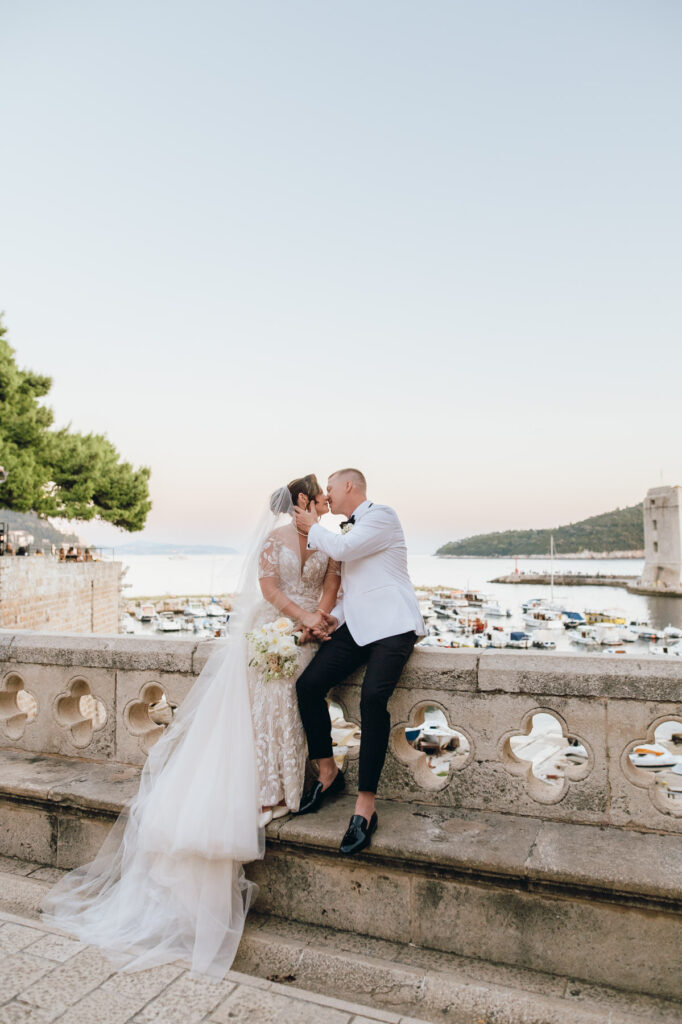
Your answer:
[307,500,426,646]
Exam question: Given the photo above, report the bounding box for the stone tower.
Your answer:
[638,485,682,591]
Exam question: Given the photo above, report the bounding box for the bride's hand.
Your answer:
[301,609,327,631]
[294,506,317,534]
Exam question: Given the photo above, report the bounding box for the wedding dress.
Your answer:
[42,488,334,980]
[252,532,340,810]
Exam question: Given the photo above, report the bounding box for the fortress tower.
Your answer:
[638,485,682,591]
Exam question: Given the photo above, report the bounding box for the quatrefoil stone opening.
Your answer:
[124,683,178,753]
[391,701,473,791]
[329,699,361,772]
[501,709,592,804]
[623,717,682,817]
[54,677,107,748]
[0,673,38,741]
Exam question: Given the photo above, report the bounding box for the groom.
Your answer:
[293,468,425,855]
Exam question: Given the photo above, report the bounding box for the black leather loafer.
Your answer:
[339,812,377,855]
[297,769,345,815]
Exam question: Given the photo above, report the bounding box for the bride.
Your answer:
[42,477,340,980]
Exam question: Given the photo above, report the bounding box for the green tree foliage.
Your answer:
[436,504,644,556]
[0,315,151,531]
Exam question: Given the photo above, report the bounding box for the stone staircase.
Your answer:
[0,748,681,1024]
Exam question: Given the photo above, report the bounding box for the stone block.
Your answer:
[0,949,56,1004]
[48,761,139,814]
[479,649,682,701]
[19,944,116,1016]
[0,872,51,919]
[56,812,115,869]
[248,847,411,944]
[130,972,234,1022]
[211,984,350,1024]
[411,875,682,1001]
[527,819,682,900]
[0,799,57,864]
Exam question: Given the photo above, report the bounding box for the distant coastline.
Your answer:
[112,543,238,556]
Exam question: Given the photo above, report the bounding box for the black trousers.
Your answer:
[296,624,417,793]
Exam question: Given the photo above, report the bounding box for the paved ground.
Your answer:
[0,909,429,1024]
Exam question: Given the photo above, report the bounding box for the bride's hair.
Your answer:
[287,474,321,506]
[268,475,321,514]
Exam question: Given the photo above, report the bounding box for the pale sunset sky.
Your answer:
[1,1,680,552]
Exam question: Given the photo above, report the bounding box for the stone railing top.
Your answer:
[0,630,675,704]
[1,630,681,700]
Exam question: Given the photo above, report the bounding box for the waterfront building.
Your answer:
[638,485,682,592]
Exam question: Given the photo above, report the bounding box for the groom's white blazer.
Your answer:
[307,500,426,647]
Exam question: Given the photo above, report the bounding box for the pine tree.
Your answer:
[0,315,151,531]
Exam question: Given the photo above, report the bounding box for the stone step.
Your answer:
[1,749,681,1004]
[0,860,678,1024]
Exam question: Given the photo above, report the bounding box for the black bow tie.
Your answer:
[341,514,356,529]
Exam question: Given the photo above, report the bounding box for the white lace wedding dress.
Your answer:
[42,489,336,981]
[252,531,340,810]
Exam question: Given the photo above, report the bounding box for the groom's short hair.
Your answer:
[331,468,367,491]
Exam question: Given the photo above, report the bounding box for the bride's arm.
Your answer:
[258,535,327,630]
[317,559,341,615]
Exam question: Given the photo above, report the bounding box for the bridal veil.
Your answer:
[42,487,297,980]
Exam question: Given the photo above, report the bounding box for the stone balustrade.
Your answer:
[2,630,682,1005]
[0,631,681,834]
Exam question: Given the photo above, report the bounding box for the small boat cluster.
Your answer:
[416,590,682,655]
[122,598,230,638]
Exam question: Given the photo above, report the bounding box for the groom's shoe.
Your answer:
[339,812,378,855]
[297,769,345,815]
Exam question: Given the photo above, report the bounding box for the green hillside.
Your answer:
[436,504,644,557]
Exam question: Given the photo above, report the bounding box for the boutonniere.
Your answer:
[340,521,354,534]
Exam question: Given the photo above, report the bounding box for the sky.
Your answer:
[1,1,681,553]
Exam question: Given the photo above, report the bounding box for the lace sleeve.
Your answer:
[326,558,342,578]
[258,535,279,579]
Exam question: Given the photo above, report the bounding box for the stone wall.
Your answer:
[0,632,681,834]
[0,560,122,634]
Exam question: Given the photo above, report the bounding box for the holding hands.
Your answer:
[300,609,338,643]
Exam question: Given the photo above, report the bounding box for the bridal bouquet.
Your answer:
[246,617,302,682]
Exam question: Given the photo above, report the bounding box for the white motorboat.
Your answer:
[507,631,533,649]
[205,601,227,617]
[532,629,557,650]
[618,628,638,643]
[482,600,508,618]
[594,624,622,646]
[571,627,599,648]
[561,610,586,629]
[135,602,156,622]
[155,612,182,632]
[664,625,682,640]
[629,745,680,770]
[648,641,682,656]
[184,601,207,617]
[523,608,564,630]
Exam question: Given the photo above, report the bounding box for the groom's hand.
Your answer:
[312,612,338,642]
[294,507,316,534]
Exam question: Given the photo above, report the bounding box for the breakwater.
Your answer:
[492,571,682,599]
[491,572,636,589]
